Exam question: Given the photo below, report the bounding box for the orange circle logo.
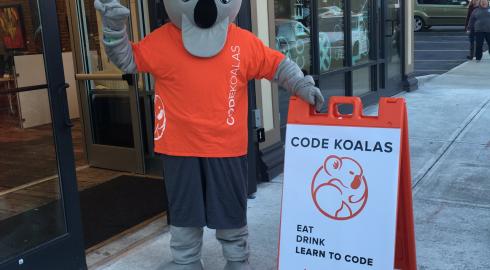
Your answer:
[311,155,368,220]
[154,95,166,141]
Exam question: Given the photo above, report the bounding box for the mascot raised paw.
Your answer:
[94,0,325,269]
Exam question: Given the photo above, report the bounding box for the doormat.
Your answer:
[0,200,65,260]
[0,175,167,255]
[80,175,167,248]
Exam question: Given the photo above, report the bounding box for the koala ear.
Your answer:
[324,155,342,176]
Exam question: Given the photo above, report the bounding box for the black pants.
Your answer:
[475,32,490,60]
[469,30,475,57]
[161,155,248,229]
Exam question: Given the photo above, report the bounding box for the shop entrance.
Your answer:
[70,0,149,174]
[1,1,259,268]
[0,1,86,269]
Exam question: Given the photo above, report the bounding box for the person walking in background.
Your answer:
[469,0,490,61]
[466,0,480,59]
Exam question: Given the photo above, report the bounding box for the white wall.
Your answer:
[15,52,80,129]
[254,0,275,132]
[16,55,50,129]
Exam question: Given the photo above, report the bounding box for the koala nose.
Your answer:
[351,175,362,189]
[194,0,218,29]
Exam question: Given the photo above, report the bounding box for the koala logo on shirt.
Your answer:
[154,94,166,141]
[311,155,368,220]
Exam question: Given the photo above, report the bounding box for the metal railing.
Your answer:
[0,83,70,95]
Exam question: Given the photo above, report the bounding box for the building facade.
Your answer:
[0,0,415,269]
[255,0,417,181]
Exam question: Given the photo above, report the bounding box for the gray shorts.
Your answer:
[162,155,248,229]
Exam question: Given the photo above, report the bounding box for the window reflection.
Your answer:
[274,0,312,75]
[318,0,345,72]
[353,67,371,95]
[351,0,371,65]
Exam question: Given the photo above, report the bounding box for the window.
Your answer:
[318,0,345,72]
[274,0,313,75]
[351,0,371,65]
[353,67,372,95]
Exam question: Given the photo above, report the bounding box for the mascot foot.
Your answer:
[224,260,253,270]
[161,260,204,270]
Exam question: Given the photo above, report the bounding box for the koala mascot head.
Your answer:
[163,0,243,58]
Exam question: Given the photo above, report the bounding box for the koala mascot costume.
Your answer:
[94,0,324,269]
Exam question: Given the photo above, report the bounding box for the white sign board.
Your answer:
[278,124,402,270]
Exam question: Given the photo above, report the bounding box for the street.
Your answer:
[415,26,486,77]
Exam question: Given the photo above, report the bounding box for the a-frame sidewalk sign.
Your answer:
[278,96,416,270]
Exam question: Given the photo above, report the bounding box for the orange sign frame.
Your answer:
[281,96,417,270]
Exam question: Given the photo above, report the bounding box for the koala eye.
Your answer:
[220,0,232,3]
[182,0,191,2]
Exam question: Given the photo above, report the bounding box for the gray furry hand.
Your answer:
[295,75,325,112]
[274,58,325,111]
[94,0,130,31]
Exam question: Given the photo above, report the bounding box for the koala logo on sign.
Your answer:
[311,155,368,220]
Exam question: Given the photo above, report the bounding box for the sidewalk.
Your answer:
[93,56,490,270]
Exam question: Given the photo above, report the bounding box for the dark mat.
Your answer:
[0,201,65,260]
[0,175,167,258]
[79,175,167,248]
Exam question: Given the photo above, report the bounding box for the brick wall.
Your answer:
[56,0,72,52]
[1,0,73,54]
[0,1,76,115]
[83,0,102,53]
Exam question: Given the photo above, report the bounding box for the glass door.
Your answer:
[381,0,403,93]
[70,0,146,173]
[0,1,85,269]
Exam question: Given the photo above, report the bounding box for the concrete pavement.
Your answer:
[92,55,490,270]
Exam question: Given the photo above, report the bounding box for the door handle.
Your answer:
[75,73,134,85]
[75,73,124,81]
[58,83,74,128]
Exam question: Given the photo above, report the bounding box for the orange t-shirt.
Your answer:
[132,23,285,157]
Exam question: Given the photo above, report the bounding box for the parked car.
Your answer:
[275,19,313,74]
[318,6,343,18]
[275,16,369,73]
[317,11,370,67]
[414,0,469,31]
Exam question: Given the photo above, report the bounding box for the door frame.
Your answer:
[380,0,406,96]
[0,1,86,269]
[67,0,146,174]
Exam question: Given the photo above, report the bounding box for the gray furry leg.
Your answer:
[216,226,252,270]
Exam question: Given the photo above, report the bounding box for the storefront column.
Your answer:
[251,0,285,181]
[403,0,419,91]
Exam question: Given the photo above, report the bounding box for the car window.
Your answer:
[294,23,310,37]
[351,13,367,31]
[446,0,467,5]
[419,0,463,4]
[276,23,296,42]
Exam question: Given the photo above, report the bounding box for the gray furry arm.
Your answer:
[274,58,324,111]
[102,28,137,74]
[95,0,137,74]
